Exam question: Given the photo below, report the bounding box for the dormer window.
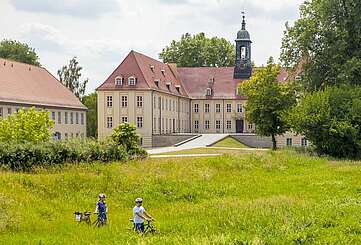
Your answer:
[206,88,212,96]
[295,75,302,81]
[166,81,171,91]
[154,79,160,87]
[150,65,155,72]
[128,76,137,86]
[161,69,165,76]
[115,76,123,86]
[175,85,181,94]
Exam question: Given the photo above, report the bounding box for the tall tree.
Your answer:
[159,33,235,67]
[239,58,297,150]
[81,92,97,138]
[58,57,88,99]
[281,0,361,90]
[0,39,40,66]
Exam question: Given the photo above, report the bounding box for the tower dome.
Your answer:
[237,15,250,40]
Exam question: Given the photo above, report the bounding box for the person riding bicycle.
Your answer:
[95,193,108,224]
[133,197,154,233]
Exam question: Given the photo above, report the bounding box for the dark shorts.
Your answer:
[135,222,144,232]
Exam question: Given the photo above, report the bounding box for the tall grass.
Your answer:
[1,150,361,244]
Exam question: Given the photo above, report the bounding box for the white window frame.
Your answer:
[205,104,210,113]
[106,96,113,107]
[226,104,232,113]
[194,103,199,113]
[286,138,293,146]
[107,117,113,128]
[115,76,123,86]
[128,76,136,86]
[226,120,232,129]
[137,117,143,128]
[122,117,128,123]
[121,96,128,107]
[58,111,62,124]
[215,120,221,130]
[215,104,221,113]
[194,120,199,130]
[137,96,143,107]
[206,88,212,96]
[237,104,242,113]
[205,120,210,130]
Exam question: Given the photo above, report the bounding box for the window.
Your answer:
[107,117,113,128]
[106,96,113,107]
[80,113,84,125]
[248,124,253,130]
[226,120,232,129]
[122,117,128,123]
[205,120,210,130]
[65,133,68,140]
[137,117,143,128]
[205,104,210,113]
[215,104,221,113]
[7,108,11,115]
[16,108,19,113]
[140,138,143,146]
[121,96,128,107]
[215,120,221,130]
[128,76,136,86]
[115,76,123,85]
[76,133,79,138]
[137,96,143,107]
[226,104,232,113]
[194,120,199,130]
[0,107,2,118]
[194,104,199,113]
[51,112,56,121]
[286,138,293,146]
[206,88,212,96]
[76,112,79,124]
[58,112,62,124]
[65,112,68,124]
[301,138,308,147]
[70,112,74,124]
[237,104,242,113]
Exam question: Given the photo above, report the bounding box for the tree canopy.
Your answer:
[81,92,97,138]
[0,39,40,66]
[281,0,361,90]
[240,58,297,150]
[58,57,88,99]
[159,33,235,67]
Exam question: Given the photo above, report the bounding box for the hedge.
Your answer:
[0,139,147,171]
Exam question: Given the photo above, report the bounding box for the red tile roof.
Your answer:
[97,51,290,100]
[97,51,188,97]
[0,58,86,110]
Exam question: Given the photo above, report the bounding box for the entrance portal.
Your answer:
[236,120,244,133]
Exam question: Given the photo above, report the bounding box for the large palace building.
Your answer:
[97,16,304,148]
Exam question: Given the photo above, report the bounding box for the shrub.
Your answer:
[0,107,54,144]
[0,139,128,171]
[288,85,361,159]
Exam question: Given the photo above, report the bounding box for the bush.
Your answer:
[0,139,128,171]
[288,85,361,159]
[0,107,54,144]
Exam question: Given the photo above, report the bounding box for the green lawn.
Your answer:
[211,136,249,148]
[1,150,361,244]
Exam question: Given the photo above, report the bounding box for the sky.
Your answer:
[0,0,304,94]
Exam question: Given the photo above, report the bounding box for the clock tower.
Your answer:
[234,13,252,79]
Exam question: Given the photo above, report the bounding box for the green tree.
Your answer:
[0,39,40,66]
[0,107,54,144]
[281,0,361,90]
[159,33,235,67]
[288,85,361,158]
[81,92,97,138]
[240,58,297,150]
[58,57,88,99]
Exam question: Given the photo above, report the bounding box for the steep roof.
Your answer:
[177,67,289,99]
[97,51,188,97]
[97,50,290,100]
[0,59,86,110]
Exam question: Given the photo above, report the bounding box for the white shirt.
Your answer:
[133,206,145,224]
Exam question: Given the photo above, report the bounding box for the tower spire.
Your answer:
[241,11,246,30]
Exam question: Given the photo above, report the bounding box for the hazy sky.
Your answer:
[0,0,304,94]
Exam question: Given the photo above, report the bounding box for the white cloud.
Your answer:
[1,0,304,94]
[10,0,120,18]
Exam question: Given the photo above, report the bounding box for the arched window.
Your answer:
[240,46,247,59]
[115,76,123,86]
[128,76,136,86]
[206,88,212,96]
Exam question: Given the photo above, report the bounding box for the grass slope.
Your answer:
[211,137,249,148]
[1,150,361,244]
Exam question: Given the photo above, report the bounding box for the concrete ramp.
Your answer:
[147,134,229,155]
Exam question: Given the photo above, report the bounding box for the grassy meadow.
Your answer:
[1,150,361,244]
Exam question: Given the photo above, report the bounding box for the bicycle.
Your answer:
[129,219,158,235]
[74,211,92,225]
[93,212,107,227]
